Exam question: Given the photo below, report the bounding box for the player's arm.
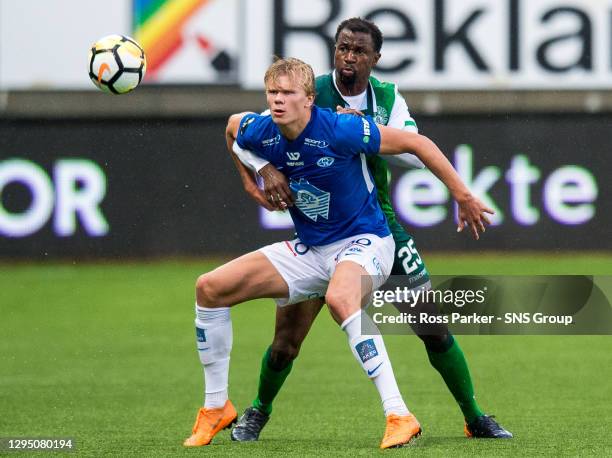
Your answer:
[336,104,424,169]
[225,114,293,209]
[383,150,426,169]
[378,125,493,240]
[258,163,294,208]
[225,113,275,210]
[382,91,425,169]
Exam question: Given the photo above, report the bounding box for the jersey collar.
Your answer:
[280,105,319,147]
[331,70,377,118]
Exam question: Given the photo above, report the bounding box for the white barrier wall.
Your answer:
[242,0,612,89]
[1,0,612,90]
[0,0,131,89]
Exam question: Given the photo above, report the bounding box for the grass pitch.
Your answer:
[1,253,611,456]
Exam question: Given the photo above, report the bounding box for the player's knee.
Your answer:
[195,273,224,307]
[420,332,453,353]
[269,342,299,370]
[419,332,447,345]
[326,289,360,323]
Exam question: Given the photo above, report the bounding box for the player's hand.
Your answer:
[244,181,276,211]
[336,105,364,117]
[259,164,294,210]
[456,194,494,240]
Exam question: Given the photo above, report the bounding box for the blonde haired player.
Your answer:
[184,57,492,449]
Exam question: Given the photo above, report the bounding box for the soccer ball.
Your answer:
[88,35,146,94]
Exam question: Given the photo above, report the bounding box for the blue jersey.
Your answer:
[236,105,390,246]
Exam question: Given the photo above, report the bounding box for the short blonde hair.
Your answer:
[264,57,315,97]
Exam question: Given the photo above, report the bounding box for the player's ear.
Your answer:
[305,94,314,108]
[372,52,381,66]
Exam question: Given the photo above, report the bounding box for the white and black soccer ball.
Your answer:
[88,34,146,94]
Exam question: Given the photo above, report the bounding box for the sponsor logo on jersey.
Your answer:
[362,117,371,136]
[316,157,335,167]
[289,178,330,222]
[356,338,379,363]
[261,134,280,147]
[362,117,371,143]
[304,138,329,148]
[286,151,304,166]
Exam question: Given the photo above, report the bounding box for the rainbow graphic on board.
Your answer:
[133,0,209,78]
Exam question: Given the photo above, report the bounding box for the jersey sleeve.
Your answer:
[235,113,259,150]
[235,113,274,163]
[235,112,274,169]
[383,87,423,168]
[232,141,270,172]
[387,88,418,133]
[384,152,426,169]
[334,113,381,156]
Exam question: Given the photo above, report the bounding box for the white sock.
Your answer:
[342,311,410,417]
[204,385,229,409]
[195,305,232,409]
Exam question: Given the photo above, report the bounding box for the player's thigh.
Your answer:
[326,234,395,322]
[273,297,325,349]
[197,250,289,306]
[261,238,329,307]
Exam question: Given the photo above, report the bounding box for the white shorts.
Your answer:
[259,233,395,307]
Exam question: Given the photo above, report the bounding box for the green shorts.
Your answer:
[388,220,430,289]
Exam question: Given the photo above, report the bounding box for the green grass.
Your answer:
[1,253,611,456]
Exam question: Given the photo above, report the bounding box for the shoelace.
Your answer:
[476,415,502,432]
[241,410,266,432]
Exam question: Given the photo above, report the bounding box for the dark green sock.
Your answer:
[252,346,293,415]
[426,335,484,423]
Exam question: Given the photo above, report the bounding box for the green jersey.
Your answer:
[314,72,418,227]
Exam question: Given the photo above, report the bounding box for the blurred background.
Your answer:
[1,0,610,258]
